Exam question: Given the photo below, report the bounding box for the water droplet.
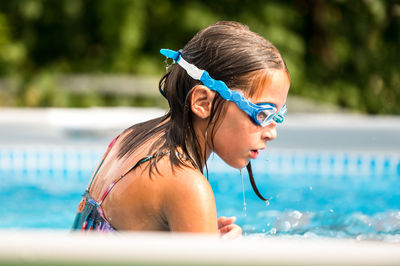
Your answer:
[292,210,302,219]
[270,228,277,234]
[265,201,270,206]
[240,169,247,217]
[309,186,313,191]
[282,221,291,231]
[330,209,334,213]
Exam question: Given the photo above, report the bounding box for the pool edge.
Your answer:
[0,230,398,266]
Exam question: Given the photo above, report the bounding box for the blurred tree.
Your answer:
[0,0,398,113]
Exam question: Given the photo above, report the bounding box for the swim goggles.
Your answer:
[160,49,287,127]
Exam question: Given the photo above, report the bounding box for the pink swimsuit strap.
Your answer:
[88,135,168,207]
[97,155,155,206]
[85,134,121,192]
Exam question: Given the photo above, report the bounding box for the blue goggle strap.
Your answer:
[160,49,260,120]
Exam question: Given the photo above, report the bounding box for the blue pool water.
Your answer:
[0,146,399,242]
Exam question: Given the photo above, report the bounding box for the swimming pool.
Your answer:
[1,145,399,242]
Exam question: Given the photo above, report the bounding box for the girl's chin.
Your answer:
[225,159,250,170]
[214,152,250,169]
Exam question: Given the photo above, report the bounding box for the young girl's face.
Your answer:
[210,69,290,169]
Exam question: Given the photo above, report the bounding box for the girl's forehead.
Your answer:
[247,69,290,108]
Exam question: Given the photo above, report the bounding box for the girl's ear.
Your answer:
[191,85,215,119]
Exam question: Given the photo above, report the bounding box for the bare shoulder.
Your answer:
[164,164,213,201]
[154,158,218,233]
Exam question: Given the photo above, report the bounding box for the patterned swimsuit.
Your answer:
[71,135,157,232]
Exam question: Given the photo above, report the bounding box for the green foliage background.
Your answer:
[0,0,399,114]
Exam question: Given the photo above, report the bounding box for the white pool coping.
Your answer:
[2,107,400,130]
[1,107,400,153]
[0,231,399,265]
[0,107,167,131]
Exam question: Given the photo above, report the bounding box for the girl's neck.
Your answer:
[192,122,213,168]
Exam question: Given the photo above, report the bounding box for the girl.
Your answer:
[72,21,290,238]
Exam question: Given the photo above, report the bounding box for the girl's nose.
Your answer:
[261,123,277,141]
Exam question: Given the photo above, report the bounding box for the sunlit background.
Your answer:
[0,0,399,113]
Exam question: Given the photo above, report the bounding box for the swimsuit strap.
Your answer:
[97,154,157,206]
[86,134,120,191]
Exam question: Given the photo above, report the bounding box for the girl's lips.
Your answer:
[250,150,259,159]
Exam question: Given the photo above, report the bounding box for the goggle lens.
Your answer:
[255,105,287,127]
[256,109,275,126]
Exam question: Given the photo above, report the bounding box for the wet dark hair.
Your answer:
[118,21,288,201]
